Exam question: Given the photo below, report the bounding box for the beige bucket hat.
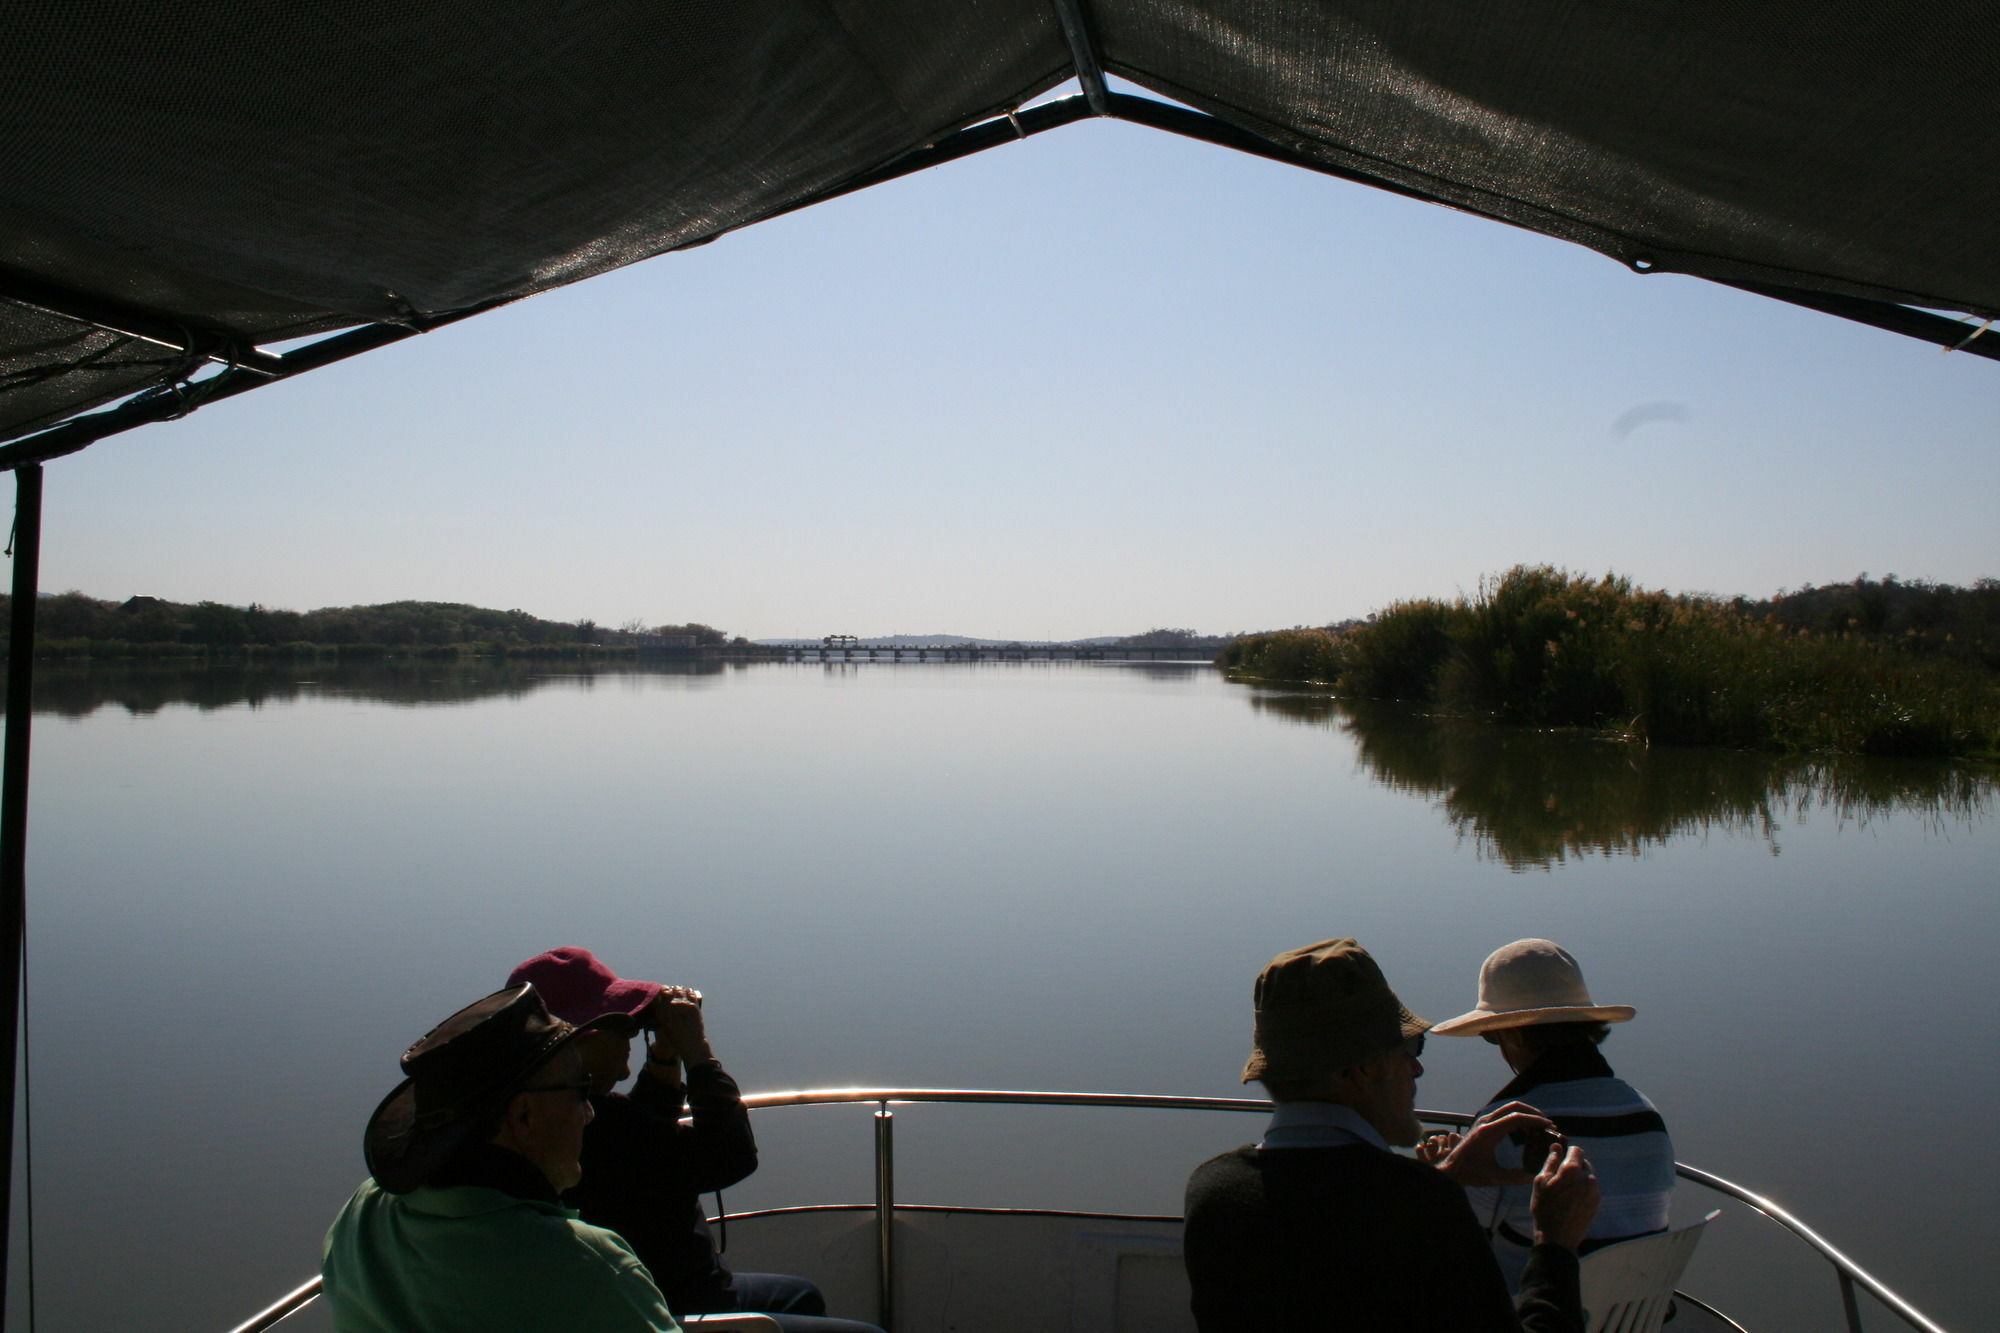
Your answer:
[1430,938,1635,1036]
[1242,938,1430,1082]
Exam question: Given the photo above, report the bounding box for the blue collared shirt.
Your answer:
[1258,1101,1389,1152]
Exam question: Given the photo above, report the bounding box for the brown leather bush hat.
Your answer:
[362,984,618,1194]
[1241,938,1430,1083]
[1430,938,1636,1036]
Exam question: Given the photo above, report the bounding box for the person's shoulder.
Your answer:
[1186,1146,1260,1206]
[564,1213,651,1268]
[498,1212,677,1329]
[527,1207,659,1285]
[329,1177,383,1218]
[1188,1145,1259,1181]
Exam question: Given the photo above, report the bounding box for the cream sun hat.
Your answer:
[1429,938,1635,1036]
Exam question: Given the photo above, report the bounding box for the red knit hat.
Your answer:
[506,947,661,1028]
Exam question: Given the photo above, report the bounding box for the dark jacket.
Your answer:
[1184,1143,1582,1332]
[565,1059,759,1315]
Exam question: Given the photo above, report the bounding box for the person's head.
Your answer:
[1430,939,1633,1070]
[487,1041,596,1192]
[507,947,662,1094]
[1483,1020,1609,1072]
[362,984,618,1194]
[1242,938,1432,1146]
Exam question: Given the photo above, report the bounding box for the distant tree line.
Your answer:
[1218,567,2000,759]
[1111,627,1242,650]
[1736,575,2000,670]
[0,592,745,660]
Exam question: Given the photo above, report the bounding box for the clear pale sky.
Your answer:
[37,91,2000,641]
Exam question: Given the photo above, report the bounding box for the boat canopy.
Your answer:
[3,0,1997,458]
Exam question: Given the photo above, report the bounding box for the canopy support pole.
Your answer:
[1106,93,2000,364]
[0,462,43,1333]
[0,268,283,376]
[1719,280,2000,360]
[1049,0,1111,115]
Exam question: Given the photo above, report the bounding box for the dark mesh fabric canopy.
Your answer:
[2,0,1995,449]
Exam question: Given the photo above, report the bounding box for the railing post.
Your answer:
[873,1101,894,1332]
[0,463,44,1333]
[1839,1270,1865,1333]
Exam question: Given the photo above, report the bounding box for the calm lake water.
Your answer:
[9,660,1995,1332]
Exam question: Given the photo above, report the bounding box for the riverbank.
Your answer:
[1219,566,2000,759]
[13,639,654,663]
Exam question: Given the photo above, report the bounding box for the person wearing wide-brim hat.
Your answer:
[505,947,883,1333]
[1183,937,1601,1333]
[1432,939,1677,1290]
[321,984,681,1333]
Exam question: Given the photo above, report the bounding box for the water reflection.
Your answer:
[1247,690,1994,869]
[22,659,732,718]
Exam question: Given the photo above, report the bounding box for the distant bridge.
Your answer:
[720,644,1219,663]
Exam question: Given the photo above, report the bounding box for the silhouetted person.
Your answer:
[510,948,880,1333]
[323,985,680,1332]
[1430,938,1675,1287]
[1184,937,1599,1332]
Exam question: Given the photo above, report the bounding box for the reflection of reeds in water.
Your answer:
[18,659,731,718]
[1248,692,1994,870]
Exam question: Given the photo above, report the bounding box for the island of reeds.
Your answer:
[1217,567,2000,759]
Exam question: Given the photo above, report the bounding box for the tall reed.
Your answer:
[1221,566,2000,758]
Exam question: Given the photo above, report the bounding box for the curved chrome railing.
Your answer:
[227,1087,1948,1333]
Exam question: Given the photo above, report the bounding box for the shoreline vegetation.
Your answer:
[0,594,745,662]
[1217,567,2000,760]
[0,593,1237,664]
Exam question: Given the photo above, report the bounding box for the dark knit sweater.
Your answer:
[1184,1144,1583,1333]
[564,1060,758,1315]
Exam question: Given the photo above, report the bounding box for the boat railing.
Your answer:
[225,1087,1949,1333]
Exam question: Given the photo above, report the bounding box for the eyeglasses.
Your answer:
[1402,1033,1426,1059]
[522,1077,595,1106]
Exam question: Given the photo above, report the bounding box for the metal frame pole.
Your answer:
[0,463,44,1333]
[873,1103,894,1332]
[1840,1271,1866,1333]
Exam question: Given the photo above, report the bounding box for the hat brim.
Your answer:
[1241,1007,1431,1083]
[597,978,663,1019]
[363,1013,621,1193]
[1430,1003,1635,1036]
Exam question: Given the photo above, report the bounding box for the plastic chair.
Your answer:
[1577,1211,1718,1333]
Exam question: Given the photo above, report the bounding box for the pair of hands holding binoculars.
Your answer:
[639,985,712,1068]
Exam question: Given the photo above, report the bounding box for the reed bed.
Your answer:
[1222,566,2000,759]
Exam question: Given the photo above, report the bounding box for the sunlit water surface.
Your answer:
[12,661,1995,1332]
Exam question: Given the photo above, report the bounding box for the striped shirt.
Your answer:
[1462,1045,1674,1288]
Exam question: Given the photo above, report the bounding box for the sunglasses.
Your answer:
[1403,1033,1426,1059]
[522,1077,595,1106]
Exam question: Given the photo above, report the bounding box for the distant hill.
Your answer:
[1742,575,2000,670]
[1,591,742,658]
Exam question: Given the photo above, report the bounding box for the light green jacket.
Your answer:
[323,1178,681,1332]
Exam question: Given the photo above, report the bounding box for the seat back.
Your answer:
[1577,1211,1718,1333]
